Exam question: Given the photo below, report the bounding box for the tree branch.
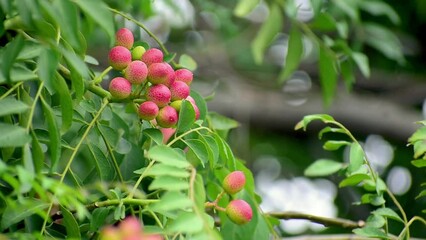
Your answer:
[266,211,365,229]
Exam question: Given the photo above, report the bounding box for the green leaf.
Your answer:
[352,52,370,78]
[1,199,49,230]
[150,191,193,213]
[51,0,83,52]
[319,46,337,106]
[295,114,335,131]
[353,227,388,239]
[358,1,400,25]
[73,0,115,43]
[166,212,203,234]
[208,112,239,130]
[340,59,355,91]
[417,189,426,199]
[54,74,73,132]
[164,52,176,63]
[177,100,196,133]
[148,145,191,168]
[339,173,370,187]
[30,130,44,174]
[87,143,115,181]
[190,90,207,121]
[61,48,90,79]
[194,174,206,210]
[179,54,197,71]
[408,127,426,143]
[308,12,337,31]
[361,193,386,206]
[332,0,359,21]
[2,35,24,82]
[200,134,219,167]
[234,0,260,17]
[251,3,283,64]
[145,164,190,178]
[90,208,110,232]
[318,126,346,139]
[412,159,426,168]
[323,140,350,151]
[143,128,164,145]
[0,123,31,147]
[41,98,61,172]
[38,47,59,95]
[304,159,343,177]
[0,97,29,117]
[373,208,404,223]
[278,24,303,82]
[364,23,404,64]
[149,176,189,191]
[348,142,364,174]
[185,139,209,167]
[365,214,386,228]
[61,206,81,239]
[22,144,34,177]
[413,140,426,158]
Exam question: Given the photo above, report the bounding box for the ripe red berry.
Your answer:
[175,68,193,85]
[147,62,175,86]
[186,96,200,120]
[119,217,142,237]
[226,199,253,225]
[141,48,164,66]
[160,127,176,144]
[170,81,190,101]
[146,84,171,107]
[124,60,148,85]
[156,106,178,128]
[138,101,159,121]
[109,77,132,99]
[109,46,132,70]
[115,28,134,49]
[222,171,246,194]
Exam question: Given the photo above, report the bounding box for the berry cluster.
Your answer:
[107,28,199,128]
[222,171,253,225]
[100,217,162,240]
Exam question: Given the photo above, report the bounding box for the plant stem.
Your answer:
[88,83,112,99]
[26,82,44,131]
[127,160,156,199]
[266,211,364,229]
[86,198,158,210]
[167,126,212,147]
[93,66,113,84]
[0,82,23,100]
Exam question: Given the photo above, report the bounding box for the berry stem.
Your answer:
[93,66,113,84]
[88,83,112,99]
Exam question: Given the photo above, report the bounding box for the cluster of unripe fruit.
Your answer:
[221,171,253,225]
[107,28,199,128]
[100,216,162,240]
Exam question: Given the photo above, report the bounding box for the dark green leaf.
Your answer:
[179,54,197,71]
[31,130,44,174]
[364,23,404,64]
[304,159,343,177]
[353,227,388,239]
[61,206,81,239]
[54,74,73,132]
[41,98,61,172]
[278,24,303,82]
[359,1,400,25]
[251,3,283,64]
[87,143,115,181]
[164,52,176,63]
[352,52,370,78]
[339,173,370,187]
[190,90,207,121]
[1,198,49,230]
[52,0,83,52]
[308,12,337,31]
[148,145,191,168]
[417,189,426,199]
[38,48,59,95]
[90,208,110,232]
[177,100,195,133]
[0,123,31,147]
[319,46,337,106]
[340,59,355,91]
[61,48,90,79]
[199,134,219,167]
[143,128,164,145]
[0,97,29,117]
[332,0,359,21]
[185,139,208,167]
[234,0,260,17]
[2,35,24,82]
[348,142,364,174]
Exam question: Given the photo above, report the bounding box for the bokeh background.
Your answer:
[87,0,426,237]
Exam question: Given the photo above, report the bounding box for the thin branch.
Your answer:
[266,211,365,229]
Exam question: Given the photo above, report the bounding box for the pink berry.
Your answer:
[156,106,178,128]
[226,199,253,225]
[160,128,176,144]
[100,226,121,240]
[146,84,171,107]
[170,81,190,101]
[115,28,134,49]
[141,48,163,66]
[119,217,142,237]
[109,77,132,99]
[147,62,175,86]
[222,171,246,194]
[109,46,132,70]
[185,96,200,120]
[175,69,193,85]
[124,60,148,85]
[138,101,159,121]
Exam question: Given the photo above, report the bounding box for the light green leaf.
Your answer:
[38,47,59,95]
[361,193,386,206]
[353,227,388,239]
[319,46,337,107]
[348,142,364,174]
[149,176,189,191]
[148,145,191,168]
[304,159,343,177]
[185,139,209,167]
[0,123,31,147]
[251,3,283,64]
[0,97,29,117]
[318,126,346,139]
[340,59,355,91]
[332,0,359,21]
[179,54,197,71]
[177,100,195,133]
[145,164,190,178]
[412,159,426,168]
[359,1,400,25]
[365,214,386,228]
[364,23,404,64]
[278,24,303,82]
[166,212,203,234]
[1,198,49,230]
[408,127,426,143]
[373,208,404,223]
[323,140,350,151]
[194,174,206,210]
[150,191,193,213]
[208,112,239,130]
[190,90,207,121]
[339,173,370,187]
[143,128,164,145]
[351,52,370,78]
[413,140,426,158]
[295,114,335,131]
[234,0,260,17]
[61,206,81,239]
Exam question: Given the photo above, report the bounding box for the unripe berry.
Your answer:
[142,48,163,66]
[115,28,134,49]
[222,171,246,194]
[175,68,193,85]
[160,127,176,144]
[109,46,132,70]
[138,101,159,121]
[146,84,171,107]
[156,106,178,128]
[186,96,200,120]
[119,217,142,237]
[170,81,190,101]
[132,46,146,60]
[147,62,175,86]
[170,100,182,112]
[109,77,132,99]
[226,199,253,225]
[124,60,148,85]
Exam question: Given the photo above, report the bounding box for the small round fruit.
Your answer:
[115,28,134,49]
[141,48,163,66]
[160,128,176,144]
[175,68,193,85]
[100,226,121,240]
[170,81,190,101]
[138,101,159,121]
[156,106,178,128]
[147,62,175,85]
[226,199,253,225]
[124,60,148,85]
[222,171,246,194]
[170,100,182,112]
[186,96,200,120]
[119,217,142,237]
[109,77,132,99]
[146,84,171,107]
[132,46,146,60]
[109,46,132,70]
